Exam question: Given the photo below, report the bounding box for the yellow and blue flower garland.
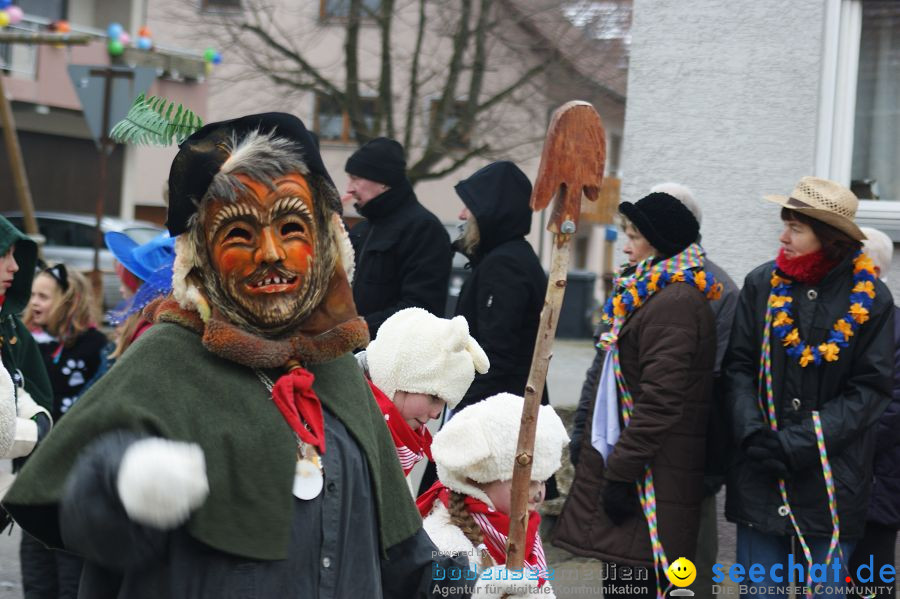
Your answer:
[768,251,877,367]
[601,246,723,326]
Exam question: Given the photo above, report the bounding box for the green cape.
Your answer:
[3,322,421,559]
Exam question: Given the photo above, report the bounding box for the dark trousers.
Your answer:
[20,532,83,599]
[849,521,898,599]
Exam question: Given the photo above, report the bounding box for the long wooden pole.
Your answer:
[0,74,38,237]
[506,230,572,567]
[0,33,91,240]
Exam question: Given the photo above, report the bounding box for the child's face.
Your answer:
[480,479,546,515]
[393,391,446,430]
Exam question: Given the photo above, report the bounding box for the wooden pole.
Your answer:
[0,74,38,237]
[88,67,134,311]
[506,101,605,569]
[0,33,91,241]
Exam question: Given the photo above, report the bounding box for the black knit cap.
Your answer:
[166,112,332,236]
[344,137,406,187]
[618,192,700,258]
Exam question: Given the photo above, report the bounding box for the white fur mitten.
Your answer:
[0,368,15,458]
[0,374,51,459]
[117,438,209,529]
[474,566,547,598]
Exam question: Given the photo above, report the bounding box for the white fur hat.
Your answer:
[363,307,489,409]
[431,393,569,508]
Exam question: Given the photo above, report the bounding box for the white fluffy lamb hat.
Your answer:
[364,307,489,409]
[431,393,569,508]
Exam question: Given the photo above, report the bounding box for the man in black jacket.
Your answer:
[345,138,451,337]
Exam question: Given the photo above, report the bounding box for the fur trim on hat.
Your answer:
[332,214,355,286]
[365,308,489,409]
[431,393,569,509]
[172,234,210,322]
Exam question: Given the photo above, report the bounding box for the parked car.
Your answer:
[2,211,164,311]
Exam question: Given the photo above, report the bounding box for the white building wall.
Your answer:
[621,0,833,287]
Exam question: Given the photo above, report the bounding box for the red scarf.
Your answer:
[367,379,432,475]
[775,248,839,285]
[416,481,548,585]
[271,367,326,454]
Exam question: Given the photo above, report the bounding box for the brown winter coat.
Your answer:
[552,281,716,566]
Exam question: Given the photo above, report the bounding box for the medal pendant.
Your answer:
[292,443,324,500]
[293,458,324,499]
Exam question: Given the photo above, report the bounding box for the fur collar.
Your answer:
[149,297,369,368]
[775,248,839,286]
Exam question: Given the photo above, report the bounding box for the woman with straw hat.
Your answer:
[724,177,894,599]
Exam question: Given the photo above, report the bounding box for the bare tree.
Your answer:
[180,0,623,184]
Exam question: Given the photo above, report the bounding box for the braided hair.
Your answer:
[447,491,493,570]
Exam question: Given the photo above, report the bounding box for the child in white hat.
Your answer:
[417,393,569,598]
[358,307,489,475]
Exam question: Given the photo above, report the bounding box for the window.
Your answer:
[320,0,381,20]
[314,93,377,143]
[819,0,900,238]
[201,0,242,10]
[429,99,470,150]
[850,1,899,202]
[18,0,66,21]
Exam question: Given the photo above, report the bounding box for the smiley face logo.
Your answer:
[667,557,696,587]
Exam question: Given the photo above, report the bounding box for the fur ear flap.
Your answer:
[331,214,355,285]
[465,337,490,375]
[172,235,211,322]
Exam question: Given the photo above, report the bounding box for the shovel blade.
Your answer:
[530,101,606,233]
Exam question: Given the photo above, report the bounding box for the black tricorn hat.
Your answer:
[166,112,333,236]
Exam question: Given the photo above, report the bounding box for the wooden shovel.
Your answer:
[506,101,606,569]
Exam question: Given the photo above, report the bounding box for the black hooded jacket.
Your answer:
[453,162,548,411]
[725,257,893,540]
[349,181,451,337]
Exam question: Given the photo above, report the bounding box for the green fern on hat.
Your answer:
[110,94,203,146]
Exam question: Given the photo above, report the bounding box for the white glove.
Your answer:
[117,438,209,529]
[15,387,51,422]
[0,371,52,459]
[474,566,543,598]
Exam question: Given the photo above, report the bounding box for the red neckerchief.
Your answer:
[775,248,839,285]
[271,367,326,454]
[367,379,432,475]
[416,481,548,585]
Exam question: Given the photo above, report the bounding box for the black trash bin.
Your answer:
[556,269,597,339]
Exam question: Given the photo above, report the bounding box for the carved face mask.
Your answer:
[203,172,322,333]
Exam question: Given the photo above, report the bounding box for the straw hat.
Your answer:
[764,176,866,241]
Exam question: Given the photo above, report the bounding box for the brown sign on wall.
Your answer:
[581,176,621,225]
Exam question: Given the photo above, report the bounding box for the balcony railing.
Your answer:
[0,15,206,82]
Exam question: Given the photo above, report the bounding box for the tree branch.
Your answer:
[409,144,489,183]
[477,62,547,112]
[239,22,342,98]
[403,0,427,150]
[378,0,395,138]
[345,0,366,143]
